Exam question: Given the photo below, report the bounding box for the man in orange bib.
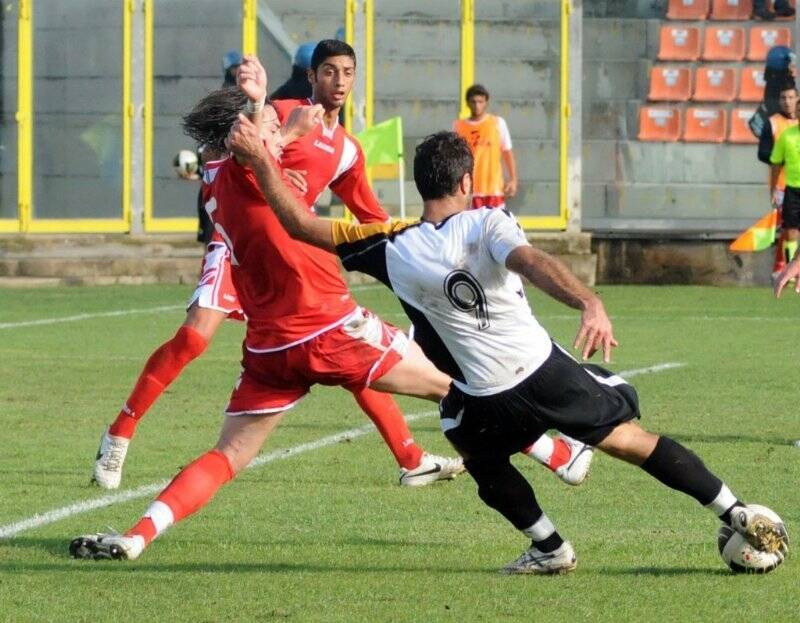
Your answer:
[453,84,517,210]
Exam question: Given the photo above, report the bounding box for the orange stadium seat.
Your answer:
[692,66,736,101]
[648,66,692,101]
[638,107,682,141]
[738,65,766,102]
[747,27,792,61]
[702,26,745,61]
[710,0,753,20]
[667,0,710,19]
[659,26,702,61]
[683,107,727,142]
[728,108,759,143]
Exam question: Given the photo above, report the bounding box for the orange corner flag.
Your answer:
[729,209,779,252]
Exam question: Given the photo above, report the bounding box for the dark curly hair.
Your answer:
[413,132,474,201]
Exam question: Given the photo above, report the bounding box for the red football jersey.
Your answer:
[272,99,388,223]
[202,156,357,351]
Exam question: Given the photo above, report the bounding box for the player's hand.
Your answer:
[236,55,267,104]
[574,297,618,363]
[226,113,265,167]
[283,105,324,143]
[176,171,200,181]
[774,256,800,297]
[504,178,518,197]
[771,189,784,209]
[284,169,308,194]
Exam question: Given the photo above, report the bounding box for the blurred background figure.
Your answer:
[453,84,517,210]
[222,50,243,87]
[753,0,795,20]
[271,42,315,101]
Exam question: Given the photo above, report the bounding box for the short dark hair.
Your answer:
[311,39,357,72]
[182,87,272,153]
[413,132,474,201]
[465,84,489,101]
[779,79,798,94]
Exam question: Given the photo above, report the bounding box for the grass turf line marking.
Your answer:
[0,362,684,540]
[0,285,382,331]
[0,305,185,330]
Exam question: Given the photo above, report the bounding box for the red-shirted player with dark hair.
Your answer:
[91,42,464,491]
[71,58,461,561]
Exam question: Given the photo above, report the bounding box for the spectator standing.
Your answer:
[453,84,517,209]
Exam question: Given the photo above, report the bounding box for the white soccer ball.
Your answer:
[718,504,788,574]
[173,149,199,178]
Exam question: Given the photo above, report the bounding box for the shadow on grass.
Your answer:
[594,565,730,577]
[669,434,796,446]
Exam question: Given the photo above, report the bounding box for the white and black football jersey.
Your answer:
[331,208,553,396]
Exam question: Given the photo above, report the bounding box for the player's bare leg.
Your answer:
[92,304,227,489]
[595,420,784,552]
[73,411,284,560]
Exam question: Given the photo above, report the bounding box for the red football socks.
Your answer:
[108,325,208,439]
[126,449,235,546]
[352,388,424,470]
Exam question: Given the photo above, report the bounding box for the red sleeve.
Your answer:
[272,99,302,124]
[329,142,389,224]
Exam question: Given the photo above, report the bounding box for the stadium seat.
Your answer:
[648,66,692,101]
[728,108,759,143]
[667,0,710,19]
[747,27,792,61]
[738,65,766,102]
[692,66,736,101]
[683,107,727,142]
[702,26,745,61]
[659,26,702,61]
[710,0,753,20]
[638,106,682,141]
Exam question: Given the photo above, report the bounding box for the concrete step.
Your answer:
[0,232,596,287]
[268,0,562,20]
[583,141,764,186]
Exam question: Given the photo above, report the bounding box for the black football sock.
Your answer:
[464,456,564,552]
[640,436,742,521]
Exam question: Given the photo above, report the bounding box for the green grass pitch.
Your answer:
[0,283,798,622]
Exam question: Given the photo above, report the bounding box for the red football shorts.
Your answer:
[225,308,408,415]
[187,242,245,321]
[470,195,506,210]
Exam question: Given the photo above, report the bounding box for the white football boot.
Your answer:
[69,533,144,561]
[553,435,594,486]
[91,428,130,490]
[729,505,788,554]
[501,541,577,575]
[399,452,465,487]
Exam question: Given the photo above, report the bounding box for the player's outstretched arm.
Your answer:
[227,114,335,252]
[774,254,800,297]
[506,245,618,362]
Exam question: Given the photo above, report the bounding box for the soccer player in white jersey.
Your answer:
[227,124,788,574]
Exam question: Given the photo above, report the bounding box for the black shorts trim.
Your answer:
[439,342,640,456]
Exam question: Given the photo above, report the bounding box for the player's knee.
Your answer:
[597,422,658,464]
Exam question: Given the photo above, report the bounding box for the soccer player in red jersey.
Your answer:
[91,43,462,490]
[70,66,464,561]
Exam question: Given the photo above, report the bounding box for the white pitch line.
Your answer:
[0,361,684,540]
[0,305,185,330]
[0,285,382,331]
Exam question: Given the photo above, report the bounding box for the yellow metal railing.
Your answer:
[242,0,257,55]
[122,0,134,230]
[343,0,355,133]
[12,0,33,233]
[459,0,474,121]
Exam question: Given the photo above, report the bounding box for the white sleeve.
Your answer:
[496,116,512,151]
[484,209,529,265]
